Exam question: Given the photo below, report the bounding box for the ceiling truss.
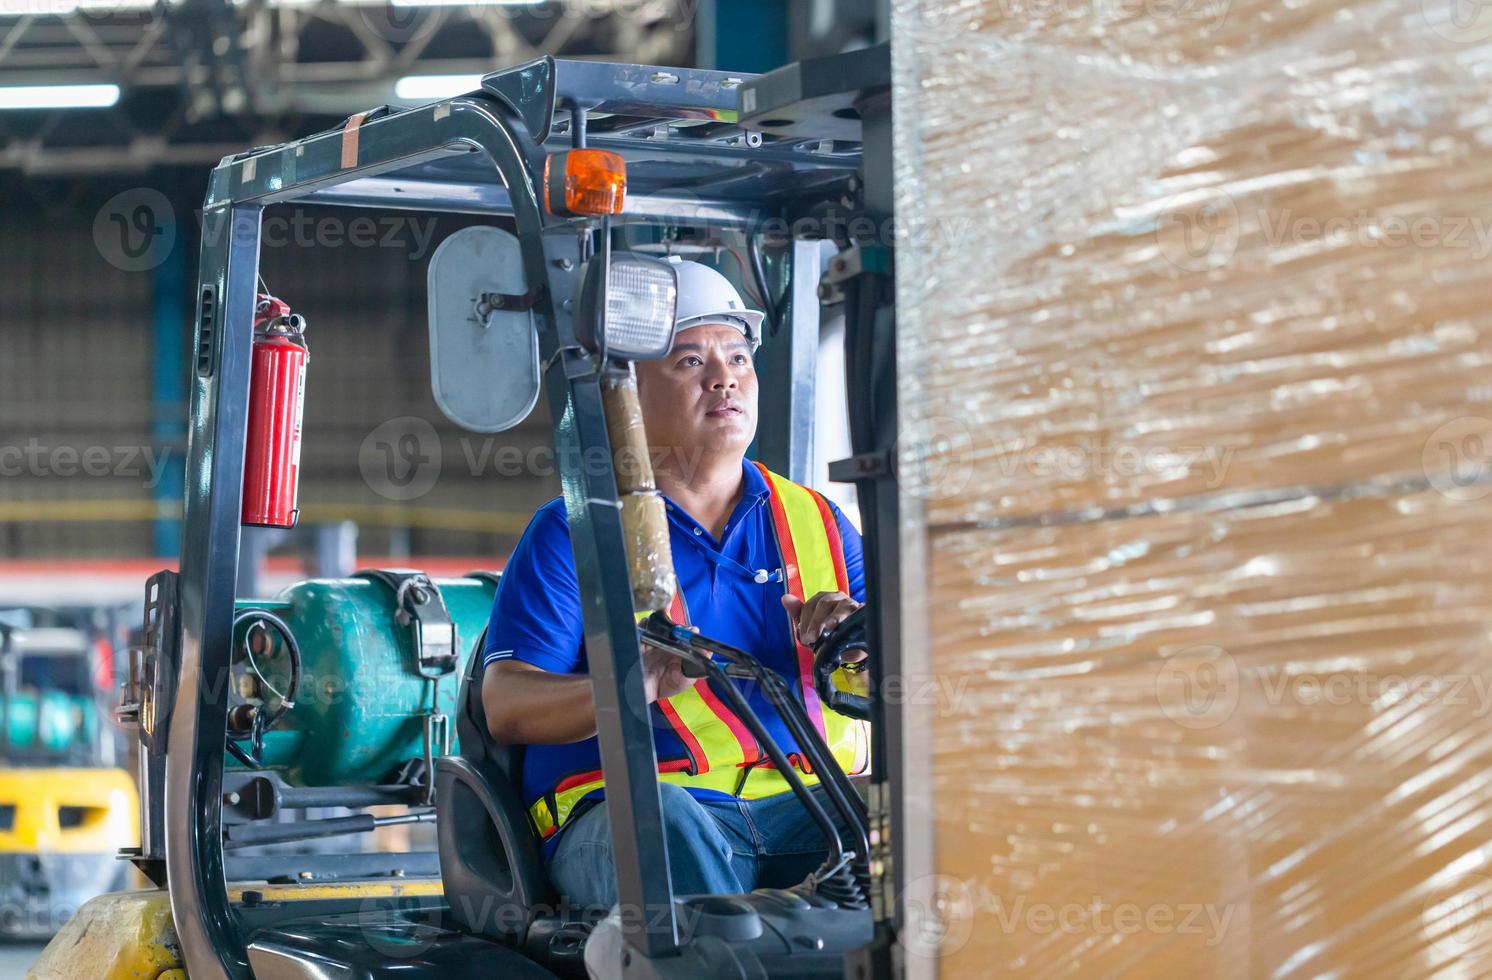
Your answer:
[0,0,696,175]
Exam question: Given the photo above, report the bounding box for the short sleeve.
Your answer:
[483,499,585,674]
[826,499,867,604]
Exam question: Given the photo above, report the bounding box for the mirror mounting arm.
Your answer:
[476,284,547,320]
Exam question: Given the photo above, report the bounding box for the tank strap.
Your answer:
[355,568,457,804]
[354,569,457,677]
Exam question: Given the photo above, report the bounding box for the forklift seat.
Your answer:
[435,627,601,975]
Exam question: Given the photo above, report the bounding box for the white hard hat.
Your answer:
[666,256,764,351]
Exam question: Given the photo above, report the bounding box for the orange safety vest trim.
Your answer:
[528,466,871,839]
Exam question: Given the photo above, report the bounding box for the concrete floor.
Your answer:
[0,942,44,977]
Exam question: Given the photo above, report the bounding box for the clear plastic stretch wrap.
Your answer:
[891,0,1492,974]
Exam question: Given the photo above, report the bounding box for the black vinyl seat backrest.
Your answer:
[438,626,558,945]
[456,625,524,780]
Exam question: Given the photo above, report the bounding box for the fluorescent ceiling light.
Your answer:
[1,0,153,11]
[0,83,119,110]
[389,0,543,5]
[394,74,483,101]
[2,0,541,13]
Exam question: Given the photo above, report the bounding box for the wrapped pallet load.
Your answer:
[892,0,1492,975]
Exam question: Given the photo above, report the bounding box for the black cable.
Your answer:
[747,234,781,338]
[232,608,302,731]
[224,737,259,770]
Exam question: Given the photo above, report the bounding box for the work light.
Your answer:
[574,252,679,361]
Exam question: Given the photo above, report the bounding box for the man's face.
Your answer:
[635,321,758,463]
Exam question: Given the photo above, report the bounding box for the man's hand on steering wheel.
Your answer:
[782,591,867,664]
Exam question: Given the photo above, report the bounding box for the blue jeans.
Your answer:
[548,782,847,908]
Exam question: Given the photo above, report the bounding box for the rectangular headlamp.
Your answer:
[574,252,679,361]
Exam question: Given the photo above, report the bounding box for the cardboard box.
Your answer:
[893,0,1492,973]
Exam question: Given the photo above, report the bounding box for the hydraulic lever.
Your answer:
[638,612,873,907]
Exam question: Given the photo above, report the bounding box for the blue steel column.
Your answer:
[696,0,788,72]
[152,236,186,558]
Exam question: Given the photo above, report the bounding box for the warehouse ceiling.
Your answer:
[0,0,695,175]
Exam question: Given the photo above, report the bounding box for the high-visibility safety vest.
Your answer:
[527,463,871,839]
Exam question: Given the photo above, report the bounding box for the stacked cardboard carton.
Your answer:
[893,0,1492,973]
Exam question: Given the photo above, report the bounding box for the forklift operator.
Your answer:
[481,257,870,910]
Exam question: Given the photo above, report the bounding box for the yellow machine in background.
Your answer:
[0,627,139,939]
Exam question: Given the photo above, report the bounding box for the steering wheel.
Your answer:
[811,605,872,721]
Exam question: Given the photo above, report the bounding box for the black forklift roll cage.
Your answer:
[152,46,905,979]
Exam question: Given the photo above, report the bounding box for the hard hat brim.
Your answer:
[676,308,765,348]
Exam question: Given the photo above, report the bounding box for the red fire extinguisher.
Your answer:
[242,294,308,528]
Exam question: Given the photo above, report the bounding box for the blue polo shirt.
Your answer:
[483,460,863,855]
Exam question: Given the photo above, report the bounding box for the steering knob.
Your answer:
[811,605,873,721]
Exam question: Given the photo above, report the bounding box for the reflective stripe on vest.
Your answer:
[527,466,870,839]
[754,463,869,787]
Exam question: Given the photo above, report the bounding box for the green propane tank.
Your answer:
[228,574,496,787]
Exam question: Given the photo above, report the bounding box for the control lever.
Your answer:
[812,605,873,722]
[641,620,710,678]
[638,613,873,908]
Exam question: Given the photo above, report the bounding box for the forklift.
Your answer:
[0,624,138,940]
[32,44,909,980]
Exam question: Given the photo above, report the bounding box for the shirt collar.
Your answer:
[738,458,771,503]
[661,459,771,552]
